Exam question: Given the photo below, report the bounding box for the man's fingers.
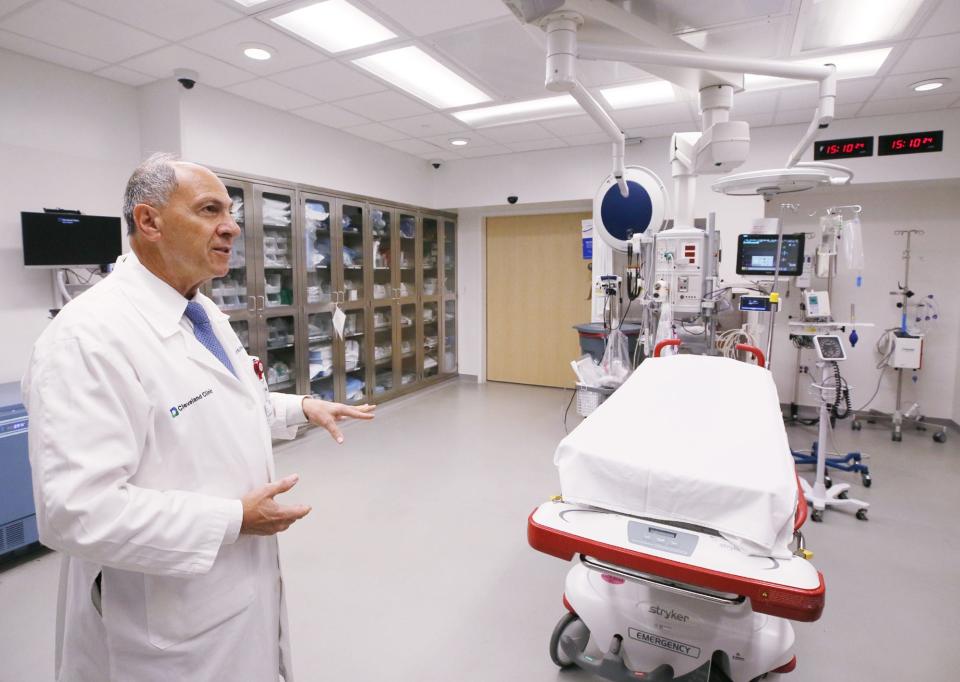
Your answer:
[277,504,311,522]
[337,404,376,420]
[266,474,299,498]
[321,418,344,444]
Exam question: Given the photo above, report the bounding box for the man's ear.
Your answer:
[132,204,162,242]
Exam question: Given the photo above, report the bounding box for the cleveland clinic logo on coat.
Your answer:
[169,389,214,418]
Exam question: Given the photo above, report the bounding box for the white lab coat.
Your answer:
[22,253,306,682]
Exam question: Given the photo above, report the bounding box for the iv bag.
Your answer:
[655,303,676,356]
[841,216,865,272]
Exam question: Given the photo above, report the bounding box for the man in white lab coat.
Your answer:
[22,153,375,681]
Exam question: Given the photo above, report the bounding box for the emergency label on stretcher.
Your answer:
[627,628,701,659]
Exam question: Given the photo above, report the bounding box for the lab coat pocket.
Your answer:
[144,543,255,650]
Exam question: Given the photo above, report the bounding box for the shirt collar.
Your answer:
[114,252,228,338]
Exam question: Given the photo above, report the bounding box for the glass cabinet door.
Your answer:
[398,212,417,299]
[371,207,393,303]
[307,311,335,401]
[265,314,297,393]
[422,300,439,379]
[442,219,456,296]
[400,302,418,388]
[421,217,439,296]
[260,190,296,310]
[303,197,333,305]
[371,303,396,397]
[340,202,365,304]
[443,300,457,373]
[343,309,368,404]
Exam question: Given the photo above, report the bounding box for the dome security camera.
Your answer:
[430,160,442,170]
[174,68,199,90]
[507,195,518,204]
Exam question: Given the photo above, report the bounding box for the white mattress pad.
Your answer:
[555,354,798,558]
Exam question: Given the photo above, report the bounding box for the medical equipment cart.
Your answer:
[0,381,38,558]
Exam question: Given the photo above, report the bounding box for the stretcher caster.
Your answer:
[862,472,872,488]
[892,431,902,442]
[549,612,586,669]
[837,490,848,499]
[824,475,832,489]
[856,509,868,521]
[811,509,824,522]
[933,430,947,444]
[851,420,862,431]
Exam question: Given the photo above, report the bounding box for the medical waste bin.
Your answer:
[574,323,642,363]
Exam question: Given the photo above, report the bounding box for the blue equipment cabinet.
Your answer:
[0,381,39,556]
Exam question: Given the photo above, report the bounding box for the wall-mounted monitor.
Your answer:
[21,212,122,267]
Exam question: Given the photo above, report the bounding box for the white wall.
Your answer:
[767,180,960,420]
[178,86,435,208]
[0,49,141,384]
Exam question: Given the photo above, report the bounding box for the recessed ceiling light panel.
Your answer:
[449,138,470,146]
[233,0,272,6]
[353,46,490,109]
[911,78,948,92]
[745,47,892,91]
[271,0,395,53]
[600,80,676,110]
[800,0,925,51]
[452,95,580,128]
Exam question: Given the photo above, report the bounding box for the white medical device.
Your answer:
[891,333,923,369]
[651,227,706,314]
[804,290,831,319]
[813,334,846,361]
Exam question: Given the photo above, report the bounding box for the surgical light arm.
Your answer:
[575,41,838,170]
[544,14,628,196]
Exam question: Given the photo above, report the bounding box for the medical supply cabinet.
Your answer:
[206,171,457,406]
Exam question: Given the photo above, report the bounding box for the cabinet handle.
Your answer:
[247,296,257,313]
[257,295,265,312]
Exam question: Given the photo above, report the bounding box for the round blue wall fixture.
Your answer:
[600,180,654,242]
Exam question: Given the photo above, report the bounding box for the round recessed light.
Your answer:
[449,138,470,146]
[242,45,274,61]
[911,78,948,92]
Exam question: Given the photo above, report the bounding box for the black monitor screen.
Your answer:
[736,234,805,277]
[21,212,122,267]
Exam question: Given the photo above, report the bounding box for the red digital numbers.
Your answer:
[814,137,873,160]
[879,130,943,156]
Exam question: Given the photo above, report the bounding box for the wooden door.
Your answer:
[486,212,591,387]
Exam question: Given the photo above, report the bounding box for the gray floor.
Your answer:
[2,377,959,681]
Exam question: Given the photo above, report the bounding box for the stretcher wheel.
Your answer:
[862,473,872,488]
[811,510,824,522]
[892,431,902,442]
[824,476,832,489]
[549,612,587,669]
[856,509,868,521]
[851,420,862,431]
[837,490,848,499]
[933,431,947,444]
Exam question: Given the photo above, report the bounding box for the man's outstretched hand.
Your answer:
[240,474,311,535]
[302,398,375,444]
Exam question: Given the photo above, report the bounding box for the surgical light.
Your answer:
[911,78,947,92]
[271,0,395,54]
[744,48,892,91]
[452,95,580,128]
[800,0,925,51]
[353,46,490,109]
[600,80,676,110]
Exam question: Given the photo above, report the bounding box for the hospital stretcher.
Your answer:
[530,345,825,682]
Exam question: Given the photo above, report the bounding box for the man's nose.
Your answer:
[221,218,241,238]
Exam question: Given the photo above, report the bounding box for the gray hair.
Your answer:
[123,152,179,235]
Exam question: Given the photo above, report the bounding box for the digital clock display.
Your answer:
[813,136,873,160]
[878,130,943,156]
